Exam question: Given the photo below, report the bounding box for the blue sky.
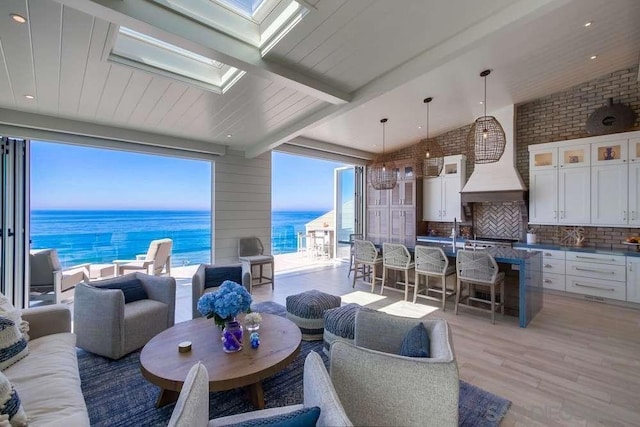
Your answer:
[30,141,347,211]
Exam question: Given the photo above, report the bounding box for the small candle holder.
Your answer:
[244,312,262,332]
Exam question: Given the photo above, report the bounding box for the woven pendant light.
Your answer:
[419,97,444,177]
[368,118,397,190]
[466,69,505,164]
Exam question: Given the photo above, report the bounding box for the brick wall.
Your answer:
[516,65,640,247]
[382,65,640,245]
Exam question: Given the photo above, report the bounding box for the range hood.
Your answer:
[461,104,527,203]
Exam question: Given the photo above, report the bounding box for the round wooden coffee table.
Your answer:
[140,313,302,408]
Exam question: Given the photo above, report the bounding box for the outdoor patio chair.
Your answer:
[74,272,176,360]
[114,238,173,276]
[191,263,252,318]
[238,237,274,290]
[29,248,90,304]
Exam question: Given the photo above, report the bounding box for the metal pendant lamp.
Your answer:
[368,118,397,190]
[419,97,444,177]
[466,69,505,164]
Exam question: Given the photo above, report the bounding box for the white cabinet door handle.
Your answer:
[623,211,627,221]
[575,255,616,262]
[543,252,553,256]
[575,283,615,292]
[553,211,557,219]
[632,211,636,221]
[544,279,552,283]
[544,264,553,268]
[575,267,615,275]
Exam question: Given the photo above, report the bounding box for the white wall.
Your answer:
[213,149,272,264]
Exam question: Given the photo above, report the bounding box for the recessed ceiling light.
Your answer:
[10,14,26,24]
[24,94,34,99]
[590,55,597,60]
[226,134,232,138]
[373,144,377,147]
[418,126,422,129]
[479,101,484,105]
[584,21,592,27]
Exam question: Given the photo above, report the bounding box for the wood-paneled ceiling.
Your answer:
[0,0,638,158]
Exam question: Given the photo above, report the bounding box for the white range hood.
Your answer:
[460,104,527,203]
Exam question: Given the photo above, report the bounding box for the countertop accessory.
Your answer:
[560,227,585,247]
[178,341,192,353]
[622,241,640,251]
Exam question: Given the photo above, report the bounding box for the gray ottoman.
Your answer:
[323,303,361,356]
[286,290,341,341]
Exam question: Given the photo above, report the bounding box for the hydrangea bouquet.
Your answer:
[197,280,252,328]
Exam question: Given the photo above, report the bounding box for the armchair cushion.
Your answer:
[204,266,242,289]
[399,323,430,358]
[225,407,320,427]
[95,278,148,304]
[0,317,28,370]
[0,370,28,427]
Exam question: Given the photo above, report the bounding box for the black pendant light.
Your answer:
[466,69,505,164]
[368,118,397,190]
[419,97,444,177]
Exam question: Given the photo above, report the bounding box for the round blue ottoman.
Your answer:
[286,290,341,341]
[323,303,361,356]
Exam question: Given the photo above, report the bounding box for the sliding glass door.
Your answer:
[334,165,363,259]
[0,137,29,307]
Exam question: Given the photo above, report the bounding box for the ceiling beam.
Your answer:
[244,0,571,158]
[55,0,351,105]
[286,136,374,160]
[0,108,227,155]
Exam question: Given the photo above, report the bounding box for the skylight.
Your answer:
[151,0,308,55]
[214,0,267,17]
[109,27,245,95]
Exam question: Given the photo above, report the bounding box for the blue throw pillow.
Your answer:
[97,278,148,304]
[399,323,430,358]
[225,406,320,427]
[205,266,242,289]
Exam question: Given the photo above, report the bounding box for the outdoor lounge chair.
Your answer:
[114,238,173,276]
[29,248,90,304]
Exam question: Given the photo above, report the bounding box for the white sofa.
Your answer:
[4,305,90,426]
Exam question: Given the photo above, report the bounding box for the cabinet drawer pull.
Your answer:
[574,283,615,292]
[575,267,615,275]
[543,252,553,256]
[544,264,553,268]
[575,255,616,262]
[544,279,552,283]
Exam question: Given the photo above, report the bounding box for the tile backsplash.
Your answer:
[474,202,523,240]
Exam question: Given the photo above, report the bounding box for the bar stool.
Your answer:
[455,250,505,324]
[381,242,415,301]
[413,246,456,310]
[347,233,363,278]
[352,239,382,292]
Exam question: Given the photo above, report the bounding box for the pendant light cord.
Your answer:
[484,73,487,120]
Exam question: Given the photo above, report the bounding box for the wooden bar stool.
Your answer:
[413,246,456,310]
[455,250,505,324]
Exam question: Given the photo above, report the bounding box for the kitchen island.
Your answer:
[415,240,543,327]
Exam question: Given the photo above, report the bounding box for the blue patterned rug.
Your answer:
[78,301,510,426]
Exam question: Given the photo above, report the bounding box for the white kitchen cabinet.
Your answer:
[366,183,388,207]
[591,139,628,166]
[559,143,590,168]
[629,164,640,225]
[591,165,628,225]
[559,167,590,224]
[565,251,626,301]
[366,208,388,245]
[627,257,640,303]
[422,155,466,222]
[529,169,558,223]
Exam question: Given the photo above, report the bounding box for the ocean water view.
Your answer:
[30,210,328,268]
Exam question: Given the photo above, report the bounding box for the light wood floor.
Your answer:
[178,261,640,426]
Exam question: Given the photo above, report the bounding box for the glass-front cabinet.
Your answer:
[591,139,627,166]
[559,143,590,168]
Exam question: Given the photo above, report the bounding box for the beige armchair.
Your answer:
[29,249,89,304]
[114,238,172,276]
[329,309,459,427]
[74,272,176,359]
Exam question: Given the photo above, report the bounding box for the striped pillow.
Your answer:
[0,370,28,427]
[0,317,28,370]
[0,293,29,341]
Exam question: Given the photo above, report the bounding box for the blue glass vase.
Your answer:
[221,319,243,353]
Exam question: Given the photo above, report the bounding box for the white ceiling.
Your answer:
[0,0,638,158]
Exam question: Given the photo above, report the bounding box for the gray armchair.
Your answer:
[168,351,353,427]
[329,309,459,427]
[192,263,251,319]
[74,272,176,360]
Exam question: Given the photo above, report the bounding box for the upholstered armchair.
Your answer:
[168,351,353,427]
[329,309,459,427]
[192,263,251,319]
[74,272,176,360]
